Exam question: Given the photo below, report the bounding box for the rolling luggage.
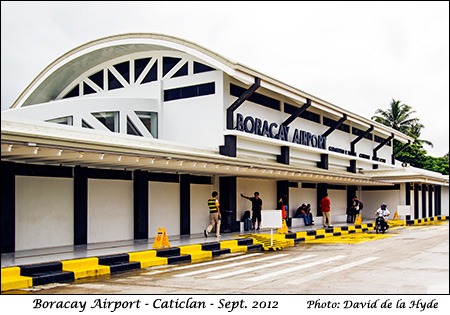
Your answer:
[347,214,355,223]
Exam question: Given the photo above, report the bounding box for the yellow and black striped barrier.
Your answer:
[2,216,447,292]
[1,238,262,292]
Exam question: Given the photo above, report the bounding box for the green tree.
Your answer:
[372,99,447,175]
[372,99,420,136]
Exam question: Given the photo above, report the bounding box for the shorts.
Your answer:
[252,211,261,223]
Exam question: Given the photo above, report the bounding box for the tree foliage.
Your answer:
[394,141,448,175]
[373,99,448,175]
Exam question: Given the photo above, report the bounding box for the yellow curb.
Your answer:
[179,245,212,261]
[220,240,248,253]
[1,267,33,292]
[128,250,168,268]
[61,257,110,279]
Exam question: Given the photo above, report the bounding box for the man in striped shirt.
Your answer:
[204,191,221,237]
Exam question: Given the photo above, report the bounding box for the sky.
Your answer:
[1,1,449,157]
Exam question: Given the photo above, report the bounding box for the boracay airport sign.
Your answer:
[236,113,327,150]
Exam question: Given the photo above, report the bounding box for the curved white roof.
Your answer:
[11,33,413,143]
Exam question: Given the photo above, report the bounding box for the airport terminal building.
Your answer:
[1,33,448,254]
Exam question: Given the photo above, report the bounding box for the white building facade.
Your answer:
[1,33,448,253]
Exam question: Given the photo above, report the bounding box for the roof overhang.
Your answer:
[1,118,396,186]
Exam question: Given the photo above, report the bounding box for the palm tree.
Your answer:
[408,121,434,148]
[371,99,420,134]
[372,98,433,147]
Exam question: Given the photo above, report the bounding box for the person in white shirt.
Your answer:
[374,203,390,231]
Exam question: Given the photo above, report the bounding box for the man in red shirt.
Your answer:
[320,193,333,228]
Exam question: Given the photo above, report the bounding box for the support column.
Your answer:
[428,185,434,217]
[317,183,328,217]
[347,160,356,173]
[180,174,191,235]
[347,185,357,210]
[414,183,419,219]
[405,182,411,220]
[219,135,237,157]
[219,177,237,232]
[74,166,88,245]
[317,154,329,170]
[435,185,441,216]
[1,162,15,253]
[134,170,149,239]
[422,184,427,218]
[277,180,289,218]
[276,146,290,165]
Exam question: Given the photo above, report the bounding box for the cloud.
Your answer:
[1,1,448,156]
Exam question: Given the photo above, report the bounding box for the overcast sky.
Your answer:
[1,1,449,157]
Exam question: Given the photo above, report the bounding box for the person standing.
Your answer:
[241,192,263,230]
[204,191,221,237]
[347,195,360,223]
[278,194,288,220]
[320,193,333,228]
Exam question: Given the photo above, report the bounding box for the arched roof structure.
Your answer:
[9,33,412,143]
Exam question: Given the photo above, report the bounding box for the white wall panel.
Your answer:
[360,190,400,220]
[149,182,180,237]
[190,184,214,234]
[88,179,133,244]
[289,184,317,218]
[237,178,277,220]
[441,186,449,216]
[328,189,347,219]
[15,176,74,251]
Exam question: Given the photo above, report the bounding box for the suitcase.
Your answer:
[346,214,355,223]
[244,218,252,231]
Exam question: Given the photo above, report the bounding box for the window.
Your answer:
[113,61,130,84]
[352,127,373,140]
[323,117,350,133]
[135,111,158,138]
[83,82,96,95]
[142,62,158,84]
[82,119,93,129]
[46,116,73,125]
[127,116,142,136]
[284,103,320,123]
[92,112,119,132]
[63,85,79,99]
[194,61,215,74]
[230,84,280,111]
[89,70,104,89]
[172,62,188,78]
[108,70,123,90]
[164,82,215,102]
[374,135,391,146]
[163,57,181,77]
[135,58,151,81]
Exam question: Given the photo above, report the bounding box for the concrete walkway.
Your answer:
[1,216,446,268]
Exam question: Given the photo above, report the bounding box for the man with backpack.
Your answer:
[347,196,363,223]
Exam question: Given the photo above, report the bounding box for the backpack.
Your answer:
[242,210,251,220]
[359,201,364,210]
